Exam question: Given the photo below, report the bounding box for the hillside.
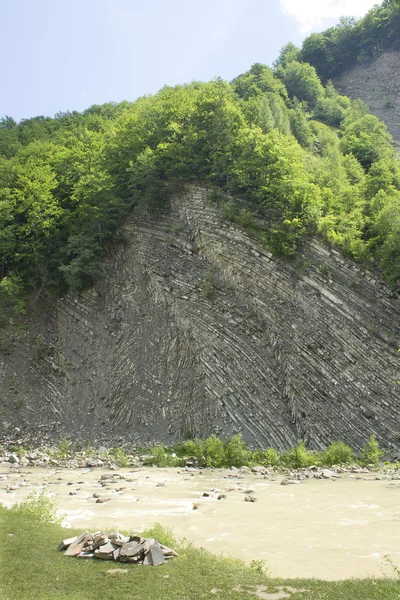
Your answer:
[334,50,400,148]
[1,186,399,449]
[1,36,400,449]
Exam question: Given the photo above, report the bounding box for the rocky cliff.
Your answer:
[334,50,400,148]
[0,187,399,450]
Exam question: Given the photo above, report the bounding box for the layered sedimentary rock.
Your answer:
[0,187,399,449]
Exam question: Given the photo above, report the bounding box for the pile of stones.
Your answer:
[58,531,178,566]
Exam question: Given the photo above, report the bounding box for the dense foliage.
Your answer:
[144,434,389,469]
[295,0,400,81]
[1,55,400,317]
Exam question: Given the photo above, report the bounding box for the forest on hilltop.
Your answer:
[1,7,400,320]
[295,0,400,81]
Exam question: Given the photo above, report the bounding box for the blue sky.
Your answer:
[1,0,378,121]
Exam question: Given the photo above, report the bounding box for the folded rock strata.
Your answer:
[0,186,399,450]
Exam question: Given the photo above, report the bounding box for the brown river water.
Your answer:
[1,465,399,580]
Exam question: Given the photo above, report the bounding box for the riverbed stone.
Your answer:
[322,469,337,479]
[120,540,142,558]
[94,542,117,559]
[65,542,85,557]
[160,543,179,557]
[57,536,78,551]
[245,494,256,502]
[147,542,165,567]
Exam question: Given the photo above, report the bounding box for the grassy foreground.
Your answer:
[0,506,399,600]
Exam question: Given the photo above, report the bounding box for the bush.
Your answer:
[144,445,183,467]
[173,438,205,461]
[224,434,251,467]
[204,435,226,467]
[358,435,384,467]
[260,447,282,467]
[50,439,72,460]
[11,491,61,523]
[141,523,177,549]
[321,441,354,466]
[111,448,131,467]
[281,440,317,469]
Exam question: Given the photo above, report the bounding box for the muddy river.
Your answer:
[1,465,399,580]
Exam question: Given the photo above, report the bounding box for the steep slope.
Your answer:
[334,50,400,148]
[1,187,399,449]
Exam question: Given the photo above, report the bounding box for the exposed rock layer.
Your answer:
[0,187,399,449]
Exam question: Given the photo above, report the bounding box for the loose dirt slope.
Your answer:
[334,50,400,148]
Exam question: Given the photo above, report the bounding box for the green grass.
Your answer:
[0,506,399,600]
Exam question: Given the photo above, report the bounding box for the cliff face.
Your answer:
[1,187,399,449]
[334,50,400,148]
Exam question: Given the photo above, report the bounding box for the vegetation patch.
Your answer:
[143,434,389,470]
[1,22,400,322]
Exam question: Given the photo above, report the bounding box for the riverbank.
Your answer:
[1,433,399,472]
[1,459,400,580]
[2,506,400,600]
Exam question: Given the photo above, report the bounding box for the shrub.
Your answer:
[111,448,131,467]
[281,440,317,468]
[11,491,61,523]
[321,441,354,466]
[142,523,177,549]
[358,435,384,467]
[54,438,72,460]
[260,447,282,467]
[144,445,183,467]
[224,434,251,467]
[173,438,205,460]
[204,435,226,467]
[250,559,271,576]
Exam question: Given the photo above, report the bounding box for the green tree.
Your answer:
[279,61,324,105]
[341,114,394,169]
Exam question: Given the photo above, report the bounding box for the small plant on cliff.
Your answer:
[200,270,216,299]
[321,441,354,466]
[358,435,384,467]
[49,438,72,460]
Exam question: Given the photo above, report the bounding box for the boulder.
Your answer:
[57,536,78,552]
[64,531,90,556]
[244,494,256,502]
[146,542,165,567]
[94,542,118,559]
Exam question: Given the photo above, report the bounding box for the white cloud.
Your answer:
[280,0,379,34]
